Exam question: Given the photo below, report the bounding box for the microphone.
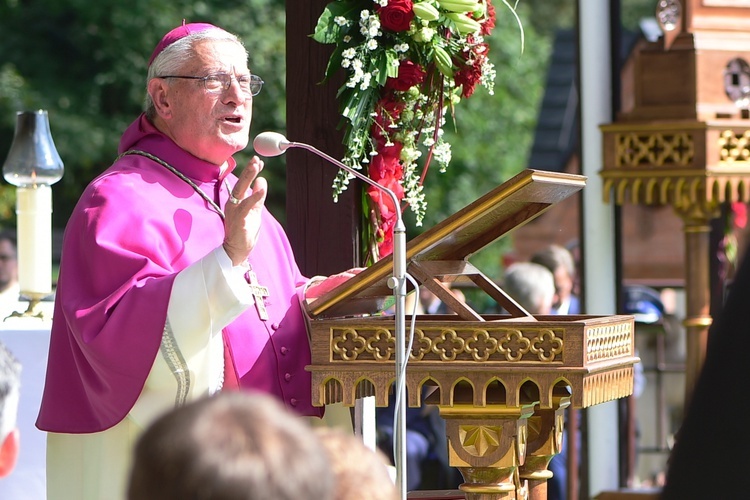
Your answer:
[254,131,410,500]
[252,131,291,157]
[252,132,401,214]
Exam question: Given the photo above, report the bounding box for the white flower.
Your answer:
[367,39,378,51]
[433,142,452,169]
[481,60,496,95]
[419,27,436,42]
[334,16,349,27]
[342,48,356,59]
[360,9,370,20]
[360,73,372,89]
[401,146,422,165]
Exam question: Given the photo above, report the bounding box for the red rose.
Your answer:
[368,171,405,258]
[377,0,414,32]
[375,214,397,257]
[386,60,426,92]
[369,144,404,183]
[368,180,403,221]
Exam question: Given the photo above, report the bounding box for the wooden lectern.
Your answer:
[305,169,639,500]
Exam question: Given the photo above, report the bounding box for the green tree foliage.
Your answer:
[402,1,550,288]
[417,2,549,227]
[0,0,287,227]
[0,0,656,290]
[408,0,659,290]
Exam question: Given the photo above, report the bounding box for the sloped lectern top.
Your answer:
[304,168,637,411]
[306,168,588,319]
[303,169,637,499]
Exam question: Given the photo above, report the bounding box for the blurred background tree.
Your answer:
[0,0,288,229]
[0,0,656,286]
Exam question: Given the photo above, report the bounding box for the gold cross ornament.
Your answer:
[245,270,270,321]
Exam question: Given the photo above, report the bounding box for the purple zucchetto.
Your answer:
[148,21,218,66]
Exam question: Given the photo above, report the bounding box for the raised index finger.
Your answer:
[232,156,263,200]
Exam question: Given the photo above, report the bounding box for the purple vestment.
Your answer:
[36,115,322,433]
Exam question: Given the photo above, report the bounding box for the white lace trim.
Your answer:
[160,319,191,407]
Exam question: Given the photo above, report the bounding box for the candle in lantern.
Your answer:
[2,110,64,307]
[17,185,53,295]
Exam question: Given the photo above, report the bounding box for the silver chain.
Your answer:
[117,149,228,219]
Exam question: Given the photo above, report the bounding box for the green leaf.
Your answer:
[340,87,360,121]
[374,50,389,87]
[312,5,340,44]
[312,0,362,44]
[385,49,399,79]
[321,43,346,82]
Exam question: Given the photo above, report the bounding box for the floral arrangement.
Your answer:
[313,0,522,261]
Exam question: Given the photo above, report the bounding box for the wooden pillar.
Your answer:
[676,201,718,407]
[519,390,570,500]
[286,2,362,276]
[439,400,536,500]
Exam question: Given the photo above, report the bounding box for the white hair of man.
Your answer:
[531,244,576,280]
[144,27,248,120]
[503,262,556,315]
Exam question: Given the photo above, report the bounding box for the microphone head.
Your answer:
[253,132,290,157]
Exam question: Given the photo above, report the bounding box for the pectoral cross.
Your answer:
[245,270,270,321]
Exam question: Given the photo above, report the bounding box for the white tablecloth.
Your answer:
[0,318,52,500]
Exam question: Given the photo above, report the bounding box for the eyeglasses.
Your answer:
[158,73,264,96]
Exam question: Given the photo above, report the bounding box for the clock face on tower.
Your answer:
[656,0,681,31]
[724,58,750,107]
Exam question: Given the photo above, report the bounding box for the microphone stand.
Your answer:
[281,140,409,500]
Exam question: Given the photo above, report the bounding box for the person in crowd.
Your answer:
[36,22,358,499]
[315,426,399,500]
[531,244,581,315]
[128,391,334,500]
[417,284,466,315]
[376,385,462,492]
[0,341,20,478]
[418,286,447,315]
[378,283,466,492]
[0,230,20,320]
[503,261,568,500]
[502,261,556,315]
